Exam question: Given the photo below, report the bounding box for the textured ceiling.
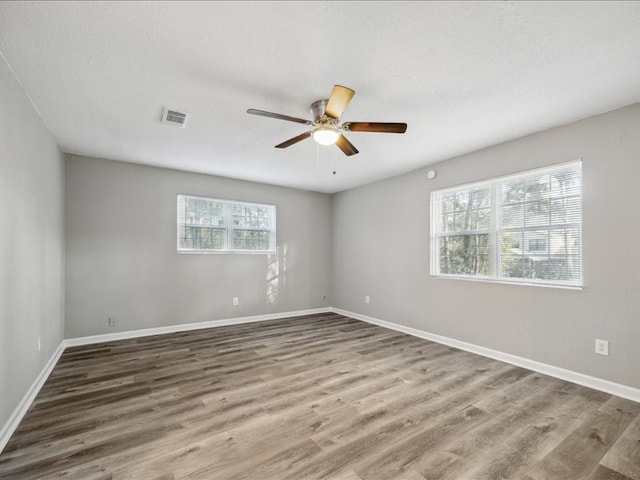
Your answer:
[1,1,640,193]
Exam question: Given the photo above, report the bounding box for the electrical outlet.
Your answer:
[108,317,116,327]
[595,339,609,356]
[37,338,41,352]
[232,297,239,306]
[365,295,370,304]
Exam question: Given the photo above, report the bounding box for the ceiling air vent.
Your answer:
[162,107,188,127]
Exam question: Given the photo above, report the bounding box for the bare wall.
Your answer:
[332,103,640,389]
[65,155,332,338]
[0,56,65,427]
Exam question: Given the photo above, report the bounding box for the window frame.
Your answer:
[430,160,583,289]
[177,194,276,254]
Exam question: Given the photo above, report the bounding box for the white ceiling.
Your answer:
[1,1,640,193]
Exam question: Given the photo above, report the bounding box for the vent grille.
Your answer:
[162,107,188,127]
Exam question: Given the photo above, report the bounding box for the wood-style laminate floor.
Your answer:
[1,313,639,480]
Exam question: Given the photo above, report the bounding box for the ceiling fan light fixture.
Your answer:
[312,126,340,146]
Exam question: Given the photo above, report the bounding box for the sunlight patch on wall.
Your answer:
[266,244,288,305]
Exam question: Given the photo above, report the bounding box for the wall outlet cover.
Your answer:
[595,339,609,356]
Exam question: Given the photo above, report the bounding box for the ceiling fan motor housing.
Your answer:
[310,99,330,124]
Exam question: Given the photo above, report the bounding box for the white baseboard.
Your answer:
[65,307,332,347]
[331,308,640,403]
[0,341,65,454]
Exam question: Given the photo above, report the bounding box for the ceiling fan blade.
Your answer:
[343,122,407,133]
[275,131,312,149]
[335,134,359,156]
[324,85,355,120]
[247,108,313,125]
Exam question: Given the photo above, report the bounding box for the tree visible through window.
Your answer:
[437,187,491,276]
[431,161,582,287]
[177,195,276,253]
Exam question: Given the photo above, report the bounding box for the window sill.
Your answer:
[177,250,275,255]
[431,274,583,290]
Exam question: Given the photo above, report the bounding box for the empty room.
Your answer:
[1,1,640,479]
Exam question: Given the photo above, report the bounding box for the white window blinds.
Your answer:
[431,160,582,288]
[177,195,276,253]
[434,185,493,277]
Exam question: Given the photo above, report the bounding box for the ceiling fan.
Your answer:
[247,85,407,156]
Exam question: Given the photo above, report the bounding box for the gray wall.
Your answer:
[65,155,332,338]
[0,57,65,427]
[332,103,640,389]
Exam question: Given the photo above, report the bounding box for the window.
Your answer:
[430,160,582,288]
[177,194,276,253]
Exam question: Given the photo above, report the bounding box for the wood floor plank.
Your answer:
[588,465,636,480]
[600,409,640,480]
[524,399,637,480]
[0,313,638,480]
[410,379,583,479]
